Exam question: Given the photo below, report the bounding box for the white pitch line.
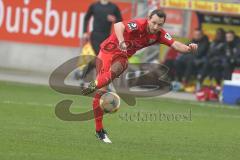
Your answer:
[0,100,89,109]
[192,112,240,119]
[159,98,240,110]
[1,100,53,107]
[1,100,240,120]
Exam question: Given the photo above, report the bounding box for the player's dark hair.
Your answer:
[149,9,166,22]
[215,28,226,42]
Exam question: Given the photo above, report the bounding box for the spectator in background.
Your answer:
[197,28,226,87]
[163,48,180,81]
[81,0,122,78]
[83,0,122,54]
[222,30,240,80]
[174,28,209,85]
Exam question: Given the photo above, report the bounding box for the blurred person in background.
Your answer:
[79,0,122,80]
[83,0,122,55]
[174,28,209,88]
[163,48,180,81]
[197,28,226,88]
[222,30,240,80]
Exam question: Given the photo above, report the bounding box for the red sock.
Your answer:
[92,91,105,131]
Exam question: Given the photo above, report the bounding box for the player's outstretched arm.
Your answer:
[171,41,198,53]
[114,22,127,52]
[114,22,125,42]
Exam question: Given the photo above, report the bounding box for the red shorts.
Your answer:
[96,50,128,77]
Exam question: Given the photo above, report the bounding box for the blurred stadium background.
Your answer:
[0,0,240,160]
[1,0,240,103]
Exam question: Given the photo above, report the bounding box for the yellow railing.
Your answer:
[159,0,240,15]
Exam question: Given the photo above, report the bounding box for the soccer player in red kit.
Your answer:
[82,9,198,143]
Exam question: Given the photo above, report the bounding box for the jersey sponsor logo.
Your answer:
[127,22,138,30]
[164,33,172,40]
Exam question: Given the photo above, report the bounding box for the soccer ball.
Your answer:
[100,92,120,113]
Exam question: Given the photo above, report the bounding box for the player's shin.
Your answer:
[93,91,106,131]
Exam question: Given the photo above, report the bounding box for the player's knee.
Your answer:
[93,90,106,104]
[111,61,127,76]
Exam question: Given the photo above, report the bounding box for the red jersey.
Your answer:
[100,18,175,57]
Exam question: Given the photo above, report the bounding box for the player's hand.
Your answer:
[119,41,128,52]
[107,14,116,22]
[81,32,89,46]
[188,43,198,53]
[83,33,89,41]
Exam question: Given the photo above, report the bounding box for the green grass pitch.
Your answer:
[0,81,240,160]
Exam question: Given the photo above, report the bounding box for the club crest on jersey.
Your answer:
[165,33,172,40]
[127,22,138,30]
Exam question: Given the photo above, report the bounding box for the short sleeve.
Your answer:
[159,29,175,47]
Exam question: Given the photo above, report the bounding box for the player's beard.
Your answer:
[151,30,158,34]
[150,29,158,34]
